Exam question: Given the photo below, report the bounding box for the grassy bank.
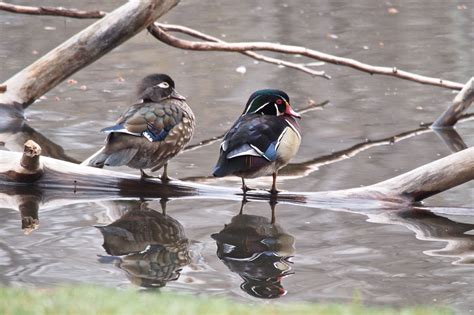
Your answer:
[0,286,452,315]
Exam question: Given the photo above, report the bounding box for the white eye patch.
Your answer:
[157,82,170,89]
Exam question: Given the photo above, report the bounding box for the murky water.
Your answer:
[1,0,473,313]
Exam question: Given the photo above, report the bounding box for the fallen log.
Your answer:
[0,0,179,114]
[1,141,473,211]
[432,77,474,128]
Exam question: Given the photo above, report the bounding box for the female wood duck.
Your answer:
[83,74,195,181]
[212,89,301,193]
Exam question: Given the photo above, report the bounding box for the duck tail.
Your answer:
[212,155,246,177]
[81,147,107,168]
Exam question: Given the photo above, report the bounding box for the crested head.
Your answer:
[136,73,185,102]
[242,89,300,118]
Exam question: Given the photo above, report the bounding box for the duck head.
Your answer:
[136,73,186,102]
[242,89,301,118]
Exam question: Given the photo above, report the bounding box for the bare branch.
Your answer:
[148,25,465,90]
[155,23,330,79]
[183,114,474,182]
[0,2,106,19]
[0,2,464,90]
[432,77,474,128]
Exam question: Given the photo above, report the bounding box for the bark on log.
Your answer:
[0,142,473,209]
[0,0,179,112]
[432,77,474,128]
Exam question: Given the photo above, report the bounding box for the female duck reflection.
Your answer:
[96,200,190,288]
[212,201,295,299]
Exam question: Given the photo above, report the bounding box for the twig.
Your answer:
[432,77,474,128]
[0,2,106,18]
[155,23,330,79]
[148,25,465,90]
[0,2,464,90]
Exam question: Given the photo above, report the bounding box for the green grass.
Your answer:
[0,286,452,315]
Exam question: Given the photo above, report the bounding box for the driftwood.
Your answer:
[0,1,467,90]
[1,141,473,206]
[0,0,179,113]
[432,77,474,128]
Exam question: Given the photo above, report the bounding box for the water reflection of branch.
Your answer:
[369,208,474,265]
[0,119,79,163]
[183,100,329,153]
[184,113,474,182]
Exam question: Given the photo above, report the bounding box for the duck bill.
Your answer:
[285,105,301,119]
[171,88,186,101]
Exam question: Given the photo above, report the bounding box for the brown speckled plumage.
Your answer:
[83,74,195,177]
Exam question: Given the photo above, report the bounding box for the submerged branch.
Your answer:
[184,114,474,182]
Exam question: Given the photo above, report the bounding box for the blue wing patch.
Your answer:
[142,123,171,142]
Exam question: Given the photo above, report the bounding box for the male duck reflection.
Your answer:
[213,89,301,193]
[83,74,195,181]
[212,202,295,298]
[96,201,190,288]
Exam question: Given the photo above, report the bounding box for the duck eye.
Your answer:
[157,82,170,89]
[276,99,283,105]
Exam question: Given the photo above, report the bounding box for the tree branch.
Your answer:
[183,114,473,182]
[155,23,330,79]
[0,0,179,111]
[0,143,472,208]
[147,24,465,90]
[0,2,106,18]
[432,77,474,128]
[0,2,464,90]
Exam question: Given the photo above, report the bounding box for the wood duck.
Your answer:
[213,89,301,193]
[82,74,195,181]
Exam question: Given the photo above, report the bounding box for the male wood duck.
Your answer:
[82,74,195,181]
[212,89,301,193]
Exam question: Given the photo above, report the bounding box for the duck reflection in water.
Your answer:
[212,201,295,299]
[96,200,190,288]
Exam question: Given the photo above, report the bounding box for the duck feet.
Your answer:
[269,172,279,195]
[140,169,155,179]
[241,178,254,193]
[160,163,171,183]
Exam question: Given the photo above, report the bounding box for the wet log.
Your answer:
[0,141,473,211]
[0,0,179,114]
[432,77,474,128]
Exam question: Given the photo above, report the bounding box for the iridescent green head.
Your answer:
[242,89,300,118]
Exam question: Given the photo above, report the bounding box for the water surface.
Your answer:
[0,0,473,313]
